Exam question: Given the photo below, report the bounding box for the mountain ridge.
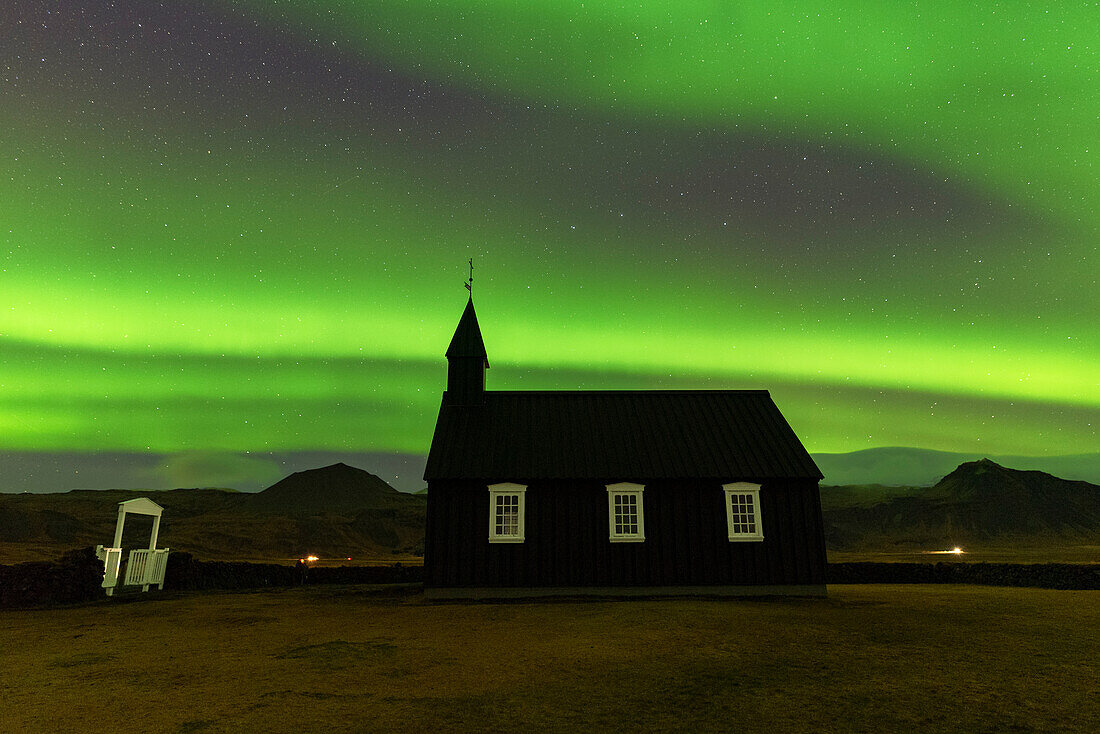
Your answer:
[823,459,1100,550]
[245,462,417,515]
[813,447,1100,486]
[4,448,1096,494]
[0,463,425,563]
[3,459,1098,564]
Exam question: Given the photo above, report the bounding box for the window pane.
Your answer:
[612,492,641,536]
[729,493,759,536]
[495,494,520,536]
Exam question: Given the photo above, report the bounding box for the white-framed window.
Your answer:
[723,482,763,541]
[488,483,526,543]
[607,482,645,542]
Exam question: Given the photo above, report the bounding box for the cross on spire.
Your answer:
[464,258,474,295]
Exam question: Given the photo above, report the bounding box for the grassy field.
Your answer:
[2,585,1097,733]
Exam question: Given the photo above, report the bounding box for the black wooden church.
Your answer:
[423,298,827,598]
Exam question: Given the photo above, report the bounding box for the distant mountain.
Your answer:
[245,463,418,515]
[0,464,426,564]
[0,450,427,494]
[8,458,1099,562]
[0,488,243,559]
[823,459,1100,549]
[817,483,923,511]
[8,448,1097,495]
[813,447,1100,487]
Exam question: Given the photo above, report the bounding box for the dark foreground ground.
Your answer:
[1,584,1097,733]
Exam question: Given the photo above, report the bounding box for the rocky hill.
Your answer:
[244,462,416,514]
[5,459,1098,563]
[0,463,426,564]
[813,447,1100,486]
[823,459,1100,549]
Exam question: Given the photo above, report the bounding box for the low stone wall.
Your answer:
[0,548,422,609]
[826,562,1100,590]
[166,552,423,591]
[0,547,103,608]
[2,552,1096,609]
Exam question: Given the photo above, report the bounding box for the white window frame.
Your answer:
[488,483,526,543]
[606,482,645,542]
[723,482,763,542]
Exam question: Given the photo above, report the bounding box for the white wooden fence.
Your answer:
[124,548,170,591]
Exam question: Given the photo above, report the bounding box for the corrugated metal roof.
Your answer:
[424,390,823,481]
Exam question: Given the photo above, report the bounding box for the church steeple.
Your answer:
[445,297,489,405]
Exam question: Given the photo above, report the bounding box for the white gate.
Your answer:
[96,497,170,596]
[99,547,123,590]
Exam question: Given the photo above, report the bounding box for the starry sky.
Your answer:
[1,1,1096,490]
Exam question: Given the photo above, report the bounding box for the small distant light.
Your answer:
[305,555,319,562]
[347,557,352,561]
[951,547,964,555]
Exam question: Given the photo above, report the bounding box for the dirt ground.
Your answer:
[2,584,1097,733]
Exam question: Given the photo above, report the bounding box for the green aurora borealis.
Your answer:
[1,1,1096,485]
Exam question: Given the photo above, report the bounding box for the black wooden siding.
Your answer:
[425,480,827,588]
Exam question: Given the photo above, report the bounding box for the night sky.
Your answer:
[2,2,1096,489]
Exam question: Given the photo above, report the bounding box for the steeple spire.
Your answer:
[445,297,488,404]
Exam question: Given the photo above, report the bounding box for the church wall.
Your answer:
[424,479,827,588]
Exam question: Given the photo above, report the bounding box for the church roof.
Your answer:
[445,297,488,365]
[424,390,822,481]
